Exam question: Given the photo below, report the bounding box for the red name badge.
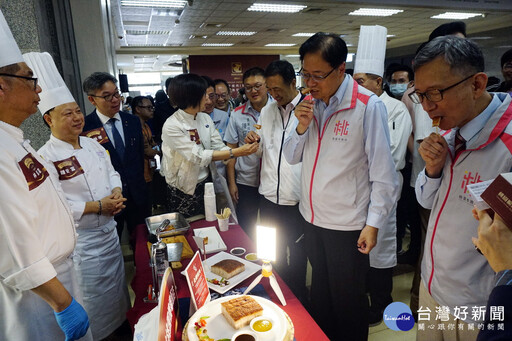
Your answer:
[82,127,110,144]
[188,129,201,145]
[158,268,179,341]
[184,251,210,310]
[18,153,49,191]
[53,156,85,181]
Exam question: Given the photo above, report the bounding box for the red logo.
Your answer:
[53,156,85,181]
[81,127,110,144]
[334,120,349,136]
[18,153,49,191]
[188,129,201,144]
[461,171,482,193]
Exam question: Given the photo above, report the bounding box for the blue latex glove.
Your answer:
[54,297,90,341]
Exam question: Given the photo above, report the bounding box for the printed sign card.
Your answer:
[184,251,211,313]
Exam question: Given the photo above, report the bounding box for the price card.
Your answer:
[184,251,211,312]
[157,268,179,341]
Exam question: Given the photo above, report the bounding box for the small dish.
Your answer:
[230,247,246,256]
[245,253,258,262]
[250,316,274,337]
[231,330,257,341]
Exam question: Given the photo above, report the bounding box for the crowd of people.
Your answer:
[1,6,512,340]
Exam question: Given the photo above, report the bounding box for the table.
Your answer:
[127,220,328,341]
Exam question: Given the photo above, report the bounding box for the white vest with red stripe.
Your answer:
[422,93,512,322]
[299,79,378,230]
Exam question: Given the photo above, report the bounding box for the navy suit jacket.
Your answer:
[477,285,512,341]
[83,110,147,206]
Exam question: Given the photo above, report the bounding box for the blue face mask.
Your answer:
[390,83,408,98]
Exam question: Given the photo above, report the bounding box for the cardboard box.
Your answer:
[481,172,512,227]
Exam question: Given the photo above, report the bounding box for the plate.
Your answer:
[204,251,261,294]
[193,226,228,254]
[186,295,287,341]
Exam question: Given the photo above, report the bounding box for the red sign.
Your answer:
[184,251,210,310]
[158,268,179,341]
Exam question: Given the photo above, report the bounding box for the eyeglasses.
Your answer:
[207,93,216,100]
[137,105,154,111]
[0,73,38,91]
[299,67,336,82]
[216,93,229,99]
[245,83,264,92]
[89,91,122,102]
[408,74,475,104]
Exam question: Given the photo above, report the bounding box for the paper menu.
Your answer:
[193,226,227,254]
[467,180,493,210]
[184,251,211,311]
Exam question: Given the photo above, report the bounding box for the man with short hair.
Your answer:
[414,36,512,340]
[244,60,307,303]
[202,76,229,138]
[389,65,414,99]
[214,78,233,115]
[82,72,147,240]
[284,32,399,340]
[0,11,91,340]
[225,67,272,237]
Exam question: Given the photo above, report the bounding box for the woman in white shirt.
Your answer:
[160,73,258,217]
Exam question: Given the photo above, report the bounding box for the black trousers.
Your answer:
[235,184,259,241]
[259,197,308,304]
[304,221,370,341]
[367,267,393,314]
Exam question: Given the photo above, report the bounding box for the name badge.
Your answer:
[188,129,201,145]
[18,153,49,191]
[82,127,110,144]
[53,156,85,180]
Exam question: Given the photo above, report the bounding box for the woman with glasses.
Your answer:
[161,73,259,217]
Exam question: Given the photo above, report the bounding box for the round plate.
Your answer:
[186,295,287,341]
[230,247,246,256]
[244,253,258,262]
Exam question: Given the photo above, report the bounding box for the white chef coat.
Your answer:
[0,122,92,340]
[39,135,129,340]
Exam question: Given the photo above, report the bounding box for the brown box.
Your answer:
[481,173,512,228]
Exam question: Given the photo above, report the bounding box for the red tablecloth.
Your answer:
[127,220,328,341]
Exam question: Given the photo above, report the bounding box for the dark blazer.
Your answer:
[83,110,147,206]
[477,285,512,341]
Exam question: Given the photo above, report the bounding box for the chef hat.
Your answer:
[23,52,75,115]
[353,25,388,77]
[0,10,23,69]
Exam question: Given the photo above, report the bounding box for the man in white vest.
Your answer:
[283,32,399,341]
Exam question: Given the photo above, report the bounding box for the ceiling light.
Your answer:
[248,3,307,13]
[431,12,483,20]
[292,33,315,37]
[387,34,396,38]
[217,31,257,36]
[265,43,296,47]
[347,53,354,63]
[470,36,492,40]
[349,8,403,17]
[121,1,187,8]
[202,43,234,47]
[285,54,300,57]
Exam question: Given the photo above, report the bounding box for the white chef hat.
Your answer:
[0,10,23,69]
[23,52,75,115]
[353,25,388,78]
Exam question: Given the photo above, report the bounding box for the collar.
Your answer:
[459,94,502,144]
[49,133,79,151]
[96,109,121,125]
[279,91,301,115]
[0,120,24,143]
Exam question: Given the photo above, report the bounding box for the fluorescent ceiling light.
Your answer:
[387,34,396,38]
[285,54,300,57]
[266,43,296,47]
[248,3,307,13]
[349,8,403,17]
[217,31,257,36]
[121,0,187,8]
[202,43,234,47]
[292,33,315,37]
[431,12,483,19]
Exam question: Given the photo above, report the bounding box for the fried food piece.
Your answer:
[221,296,263,329]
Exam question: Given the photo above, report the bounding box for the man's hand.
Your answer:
[244,130,260,144]
[418,132,449,178]
[100,193,127,216]
[294,99,314,135]
[472,208,512,273]
[357,225,378,254]
[54,297,90,341]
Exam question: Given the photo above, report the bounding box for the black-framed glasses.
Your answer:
[299,66,336,82]
[245,83,264,92]
[137,105,154,111]
[89,91,122,102]
[0,73,38,91]
[409,74,475,104]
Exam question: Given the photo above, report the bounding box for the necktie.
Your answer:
[454,129,466,158]
[108,118,125,161]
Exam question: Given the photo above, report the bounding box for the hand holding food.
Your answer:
[236,142,259,156]
[244,130,260,144]
[295,88,314,134]
[418,132,449,178]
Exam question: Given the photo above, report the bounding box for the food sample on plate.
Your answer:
[221,296,263,330]
[194,316,230,341]
[211,259,245,279]
[252,318,273,332]
[207,277,229,287]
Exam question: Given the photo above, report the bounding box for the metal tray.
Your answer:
[145,212,190,237]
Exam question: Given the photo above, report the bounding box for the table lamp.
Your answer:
[243,225,286,306]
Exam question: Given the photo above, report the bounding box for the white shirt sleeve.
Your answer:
[283,127,308,165]
[415,168,443,209]
[364,96,400,229]
[388,102,413,171]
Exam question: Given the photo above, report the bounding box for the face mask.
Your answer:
[390,83,408,98]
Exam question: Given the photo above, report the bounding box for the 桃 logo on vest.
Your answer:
[332,119,349,142]
[459,170,483,205]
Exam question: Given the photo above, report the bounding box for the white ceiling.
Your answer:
[112,0,512,73]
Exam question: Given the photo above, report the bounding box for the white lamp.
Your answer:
[243,225,286,306]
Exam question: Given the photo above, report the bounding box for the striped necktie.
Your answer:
[454,129,466,158]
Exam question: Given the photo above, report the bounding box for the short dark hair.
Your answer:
[214,78,230,91]
[83,72,117,94]
[413,36,484,77]
[501,49,512,68]
[429,21,467,41]
[168,73,207,110]
[201,75,215,88]
[165,77,173,90]
[299,32,347,68]
[264,60,296,86]
[42,107,55,128]
[243,67,265,83]
[390,64,414,81]
[131,96,149,115]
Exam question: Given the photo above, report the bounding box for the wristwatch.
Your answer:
[229,149,235,159]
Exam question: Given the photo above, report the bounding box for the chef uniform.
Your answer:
[24,52,129,340]
[0,12,92,341]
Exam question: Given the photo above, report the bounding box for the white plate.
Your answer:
[203,251,261,294]
[187,295,287,341]
[193,226,228,254]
